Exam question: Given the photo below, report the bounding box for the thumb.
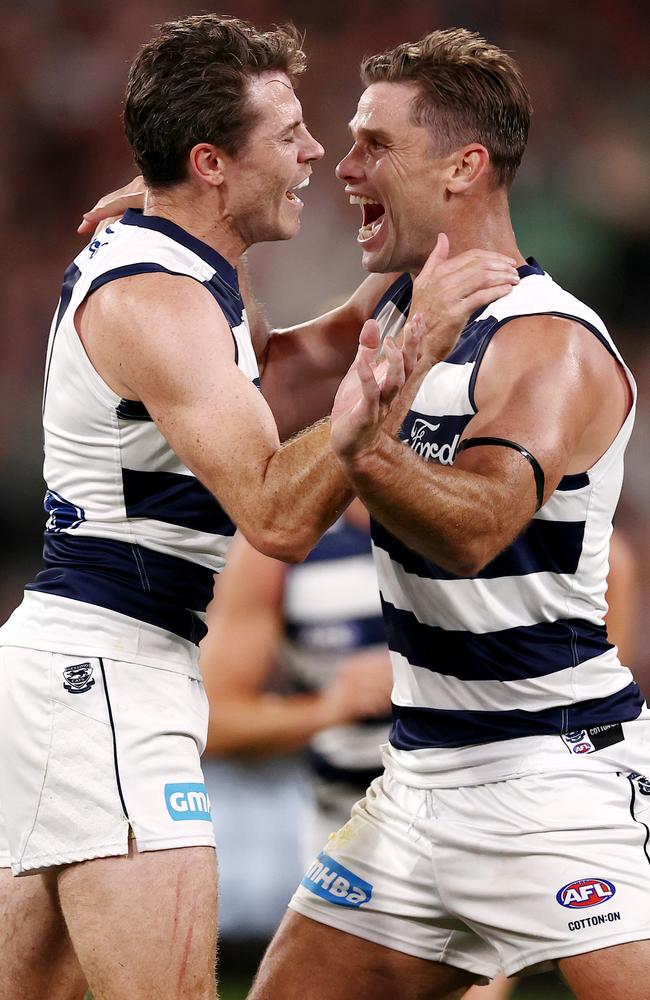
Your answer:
[429,232,449,266]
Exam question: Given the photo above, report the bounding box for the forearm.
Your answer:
[341,432,520,575]
[246,419,353,562]
[206,691,335,757]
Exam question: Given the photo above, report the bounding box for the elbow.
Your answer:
[438,538,495,578]
[243,524,315,564]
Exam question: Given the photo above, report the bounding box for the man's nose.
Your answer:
[336,145,363,182]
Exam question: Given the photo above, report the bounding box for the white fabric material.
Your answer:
[0,646,214,874]
[291,720,650,976]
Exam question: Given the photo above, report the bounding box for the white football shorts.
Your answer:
[0,646,215,875]
[290,755,650,979]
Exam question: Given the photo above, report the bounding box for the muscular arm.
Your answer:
[202,533,393,757]
[337,316,632,574]
[78,273,354,561]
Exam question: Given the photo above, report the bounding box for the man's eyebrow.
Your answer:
[348,121,392,143]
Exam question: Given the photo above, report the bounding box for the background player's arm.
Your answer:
[333,316,631,573]
[77,273,381,561]
[605,530,639,666]
[202,533,393,757]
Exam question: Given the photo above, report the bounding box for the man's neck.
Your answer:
[144,187,245,267]
[445,189,524,265]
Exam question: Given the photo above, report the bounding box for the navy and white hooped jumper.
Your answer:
[371,261,641,783]
[0,210,259,674]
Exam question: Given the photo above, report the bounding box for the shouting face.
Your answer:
[337,82,451,274]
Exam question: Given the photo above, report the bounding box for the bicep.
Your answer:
[89,274,281,507]
[457,317,598,511]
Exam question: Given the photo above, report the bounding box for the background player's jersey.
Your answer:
[0,210,259,673]
[371,261,641,783]
[279,517,391,789]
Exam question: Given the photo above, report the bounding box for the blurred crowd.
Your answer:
[0,0,648,975]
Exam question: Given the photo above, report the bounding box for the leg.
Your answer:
[248,910,477,1000]
[0,867,87,1000]
[559,940,650,1000]
[57,841,217,1000]
[462,975,515,999]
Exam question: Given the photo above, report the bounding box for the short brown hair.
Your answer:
[124,15,306,187]
[361,28,531,187]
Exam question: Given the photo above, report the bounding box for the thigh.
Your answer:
[57,840,217,1000]
[249,910,477,1000]
[289,773,500,980]
[559,939,650,1000]
[0,867,87,1000]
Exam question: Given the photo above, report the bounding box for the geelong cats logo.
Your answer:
[62,662,96,694]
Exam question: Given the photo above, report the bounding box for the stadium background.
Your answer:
[0,1,647,997]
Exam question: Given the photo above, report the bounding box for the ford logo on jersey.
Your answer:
[301,853,373,908]
[164,783,212,821]
[556,877,616,908]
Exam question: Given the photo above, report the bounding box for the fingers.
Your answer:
[358,317,381,351]
[77,176,146,235]
[463,283,522,312]
[401,315,424,379]
[377,336,405,406]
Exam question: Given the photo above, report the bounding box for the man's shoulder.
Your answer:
[482,267,607,338]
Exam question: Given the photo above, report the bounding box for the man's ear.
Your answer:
[188,143,226,187]
[446,144,490,194]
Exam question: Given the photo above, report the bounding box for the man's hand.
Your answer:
[410,233,520,364]
[330,318,421,460]
[77,176,146,235]
[319,650,393,727]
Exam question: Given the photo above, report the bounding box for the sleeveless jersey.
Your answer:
[279,517,391,788]
[371,261,641,784]
[0,209,259,674]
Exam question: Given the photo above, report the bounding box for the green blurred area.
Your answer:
[83,969,574,999]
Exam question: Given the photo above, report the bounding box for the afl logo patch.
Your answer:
[62,662,95,694]
[556,877,616,909]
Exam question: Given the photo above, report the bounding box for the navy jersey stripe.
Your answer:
[203,275,245,328]
[44,263,82,414]
[116,398,151,421]
[303,524,373,564]
[121,209,239,293]
[372,273,412,320]
[557,472,590,491]
[390,681,644,750]
[381,599,612,680]
[26,534,215,644]
[306,749,384,789]
[372,517,586,581]
[122,468,236,537]
[87,263,181,297]
[286,615,387,650]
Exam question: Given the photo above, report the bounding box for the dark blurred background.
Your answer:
[1,2,648,996]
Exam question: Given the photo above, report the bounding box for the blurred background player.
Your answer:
[202,499,393,861]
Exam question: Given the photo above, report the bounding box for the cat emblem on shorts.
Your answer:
[62,662,96,694]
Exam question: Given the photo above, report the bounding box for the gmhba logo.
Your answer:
[165,783,212,821]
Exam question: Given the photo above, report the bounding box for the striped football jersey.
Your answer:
[370,260,641,781]
[0,210,259,673]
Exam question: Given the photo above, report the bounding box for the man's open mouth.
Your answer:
[286,177,310,203]
[349,194,385,241]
